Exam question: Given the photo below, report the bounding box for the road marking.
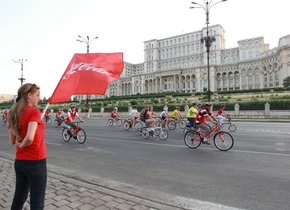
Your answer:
[88,136,290,157]
[44,131,290,156]
[46,142,62,146]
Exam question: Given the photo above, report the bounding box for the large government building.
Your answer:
[77,24,290,101]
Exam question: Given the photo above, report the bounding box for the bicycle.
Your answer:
[167,116,187,130]
[43,116,52,124]
[54,116,66,128]
[62,121,86,144]
[107,117,122,126]
[2,118,7,126]
[156,116,176,130]
[221,114,236,132]
[141,126,168,140]
[123,118,142,131]
[183,121,199,134]
[184,123,234,151]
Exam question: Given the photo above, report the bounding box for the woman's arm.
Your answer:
[17,122,38,148]
[8,129,16,145]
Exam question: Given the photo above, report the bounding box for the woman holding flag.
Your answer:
[7,83,47,210]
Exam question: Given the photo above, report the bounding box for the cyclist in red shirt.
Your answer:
[44,110,50,123]
[2,110,8,124]
[55,109,63,123]
[216,104,228,125]
[110,107,119,124]
[195,102,219,145]
[7,83,47,210]
[66,104,83,129]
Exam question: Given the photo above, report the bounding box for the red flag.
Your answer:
[49,53,123,103]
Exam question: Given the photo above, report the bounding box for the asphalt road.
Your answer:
[1,119,290,210]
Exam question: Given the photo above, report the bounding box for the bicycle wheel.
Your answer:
[62,128,71,142]
[76,128,86,144]
[47,118,52,124]
[141,129,150,139]
[184,130,202,149]
[228,124,236,132]
[213,131,234,151]
[183,127,191,134]
[158,129,168,140]
[167,120,176,130]
[116,119,122,126]
[133,121,142,131]
[54,120,59,127]
[178,120,187,129]
[155,119,162,128]
[60,120,66,127]
[137,127,144,135]
[123,121,131,130]
[107,119,113,126]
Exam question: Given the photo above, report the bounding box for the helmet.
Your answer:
[205,102,212,106]
[114,107,117,110]
[71,104,76,108]
[176,106,180,109]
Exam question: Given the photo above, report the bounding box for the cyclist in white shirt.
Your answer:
[129,107,139,120]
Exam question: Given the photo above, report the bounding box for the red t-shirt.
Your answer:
[111,110,116,117]
[216,108,224,116]
[66,111,77,122]
[195,108,211,124]
[3,111,8,119]
[16,106,46,160]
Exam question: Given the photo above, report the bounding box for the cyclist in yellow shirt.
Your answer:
[171,106,182,122]
[186,102,198,127]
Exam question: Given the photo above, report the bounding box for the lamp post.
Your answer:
[13,59,28,86]
[190,0,227,102]
[76,35,98,108]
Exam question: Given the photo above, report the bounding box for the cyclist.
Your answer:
[186,102,198,127]
[216,104,228,125]
[139,106,148,123]
[129,107,139,120]
[171,106,182,122]
[55,109,63,123]
[110,107,120,124]
[160,107,170,128]
[2,110,8,124]
[196,103,202,111]
[66,104,83,130]
[145,106,159,136]
[194,102,219,145]
[44,110,50,123]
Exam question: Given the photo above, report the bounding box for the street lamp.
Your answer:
[190,0,227,102]
[76,35,98,108]
[13,59,28,86]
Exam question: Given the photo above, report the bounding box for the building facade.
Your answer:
[76,24,290,101]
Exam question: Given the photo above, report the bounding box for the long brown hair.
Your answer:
[7,83,40,137]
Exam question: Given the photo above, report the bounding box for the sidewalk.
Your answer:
[0,156,182,210]
[0,155,243,210]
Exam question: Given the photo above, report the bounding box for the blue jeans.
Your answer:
[187,118,195,127]
[11,159,47,210]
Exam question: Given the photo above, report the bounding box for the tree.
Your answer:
[282,76,290,87]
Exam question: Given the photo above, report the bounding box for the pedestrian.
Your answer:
[7,83,47,210]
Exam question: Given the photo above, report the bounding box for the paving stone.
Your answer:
[0,157,186,210]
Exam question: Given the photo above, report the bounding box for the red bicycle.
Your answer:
[54,116,66,128]
[184,123,234,151]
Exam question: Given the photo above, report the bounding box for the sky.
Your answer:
[0,0,289,99]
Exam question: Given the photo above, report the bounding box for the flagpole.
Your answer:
[41,103,50,119]
[76,35,98,117]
